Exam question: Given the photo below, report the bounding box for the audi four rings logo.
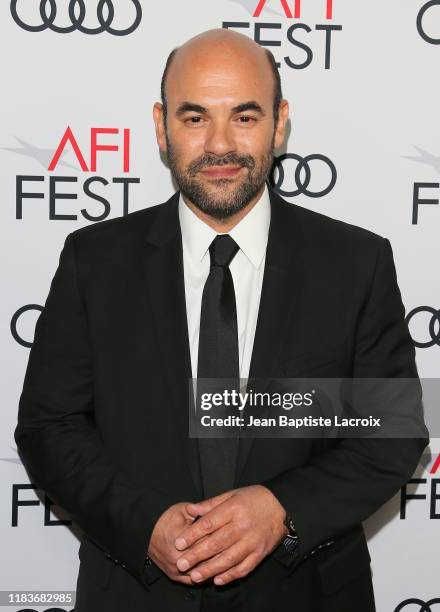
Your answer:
[269,153,337,198]
[18,609,69,612]
[10,0,142,35]
[11,305,44,348]
[394,598,440,611]
[406,306,440,348]
[417,0,440,45]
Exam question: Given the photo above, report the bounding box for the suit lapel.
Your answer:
[142,192,203,499]
[235,185,307,484]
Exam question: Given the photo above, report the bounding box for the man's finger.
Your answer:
[186,541,252,583]
[175,501,232,551]
[213,552,260,585]
[185,490,235,518]
[175,524,239,572]
[170,572,195,585]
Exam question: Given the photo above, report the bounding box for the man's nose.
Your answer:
[204,121,236,157]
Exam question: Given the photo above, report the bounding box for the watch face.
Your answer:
[283,535,299,554]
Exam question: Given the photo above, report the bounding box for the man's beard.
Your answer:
[166,133,274,220]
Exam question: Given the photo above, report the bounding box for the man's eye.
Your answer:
[238,115,256,123]
[186,116,203,124]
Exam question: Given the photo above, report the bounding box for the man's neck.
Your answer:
[181,184,266,233]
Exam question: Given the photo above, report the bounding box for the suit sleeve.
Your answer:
[14,232,172,589]
[262,237,429,560]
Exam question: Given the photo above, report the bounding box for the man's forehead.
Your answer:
[168,90,271,115]
[166,50,272,107]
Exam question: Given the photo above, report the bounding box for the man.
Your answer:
[15,28,428,612]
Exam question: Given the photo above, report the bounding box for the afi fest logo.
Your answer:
[404,145,440,225]
[417,0,440,45]
[400,452,440,520]
[1,449,72,527]
[15,126,140,222]
[10,0,142,36]
[224,0,342,69]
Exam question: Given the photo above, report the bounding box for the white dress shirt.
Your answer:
[178,184,271,381]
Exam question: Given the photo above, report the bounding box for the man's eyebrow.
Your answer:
[176,102,208,116]
[175,100,266,117]
[231,101,265,115]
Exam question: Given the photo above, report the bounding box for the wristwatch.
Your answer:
[282,513,299,554]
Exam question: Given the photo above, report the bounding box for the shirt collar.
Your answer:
[178,183,270,270]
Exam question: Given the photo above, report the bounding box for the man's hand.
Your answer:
[173,485,288,586]
[147,502,203,584]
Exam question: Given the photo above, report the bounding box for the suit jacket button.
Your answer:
[184,589,195,600]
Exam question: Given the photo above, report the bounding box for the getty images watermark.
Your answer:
[189,378,435,439]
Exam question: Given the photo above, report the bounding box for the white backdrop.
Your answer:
[1,1,439,611]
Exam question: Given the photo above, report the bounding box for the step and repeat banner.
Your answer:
[1,1,439,611]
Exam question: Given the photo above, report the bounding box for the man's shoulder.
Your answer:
[274,194,387,263]
[66,196,175,251]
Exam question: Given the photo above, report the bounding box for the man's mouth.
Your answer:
[199,165,243,179]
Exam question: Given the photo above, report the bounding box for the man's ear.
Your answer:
[153,102,167,152]
[273,99,289,150]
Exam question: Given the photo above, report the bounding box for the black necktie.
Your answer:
[197,234,240,499]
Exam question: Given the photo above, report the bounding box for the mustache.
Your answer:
[187,153,256,177]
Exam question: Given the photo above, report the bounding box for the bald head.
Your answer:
[160,28,282,125]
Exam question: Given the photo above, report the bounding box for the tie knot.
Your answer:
[209,234,239,268]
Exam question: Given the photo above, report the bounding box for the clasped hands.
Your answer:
[147,484,288,586]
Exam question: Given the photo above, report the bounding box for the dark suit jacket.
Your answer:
[15,184,429,612]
